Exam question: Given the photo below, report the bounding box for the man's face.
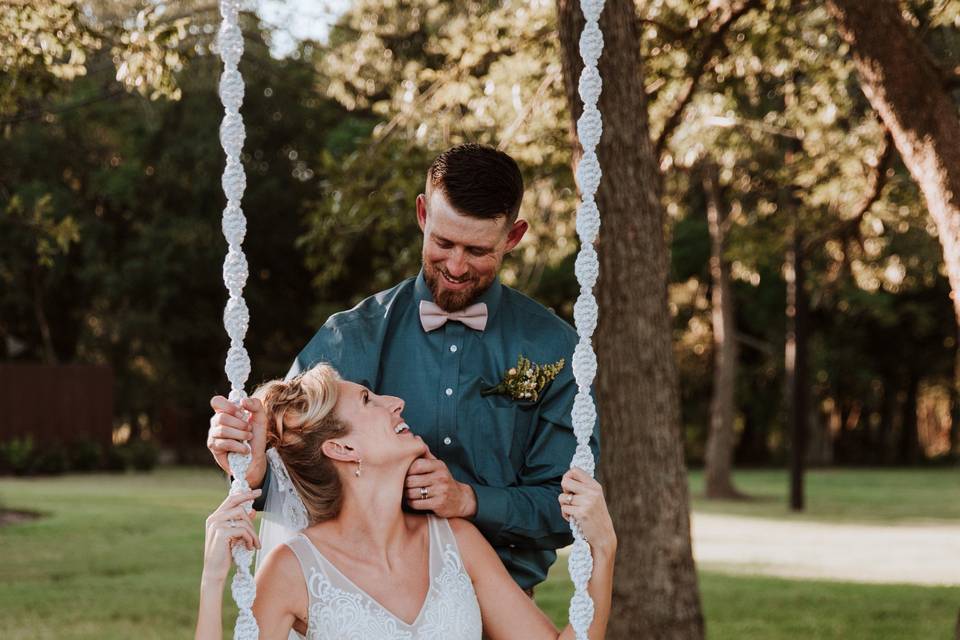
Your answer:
[417,189,527,312]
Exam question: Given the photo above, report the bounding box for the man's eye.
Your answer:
[469,248,488,257]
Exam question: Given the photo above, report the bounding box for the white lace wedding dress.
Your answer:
[285,514,483,639]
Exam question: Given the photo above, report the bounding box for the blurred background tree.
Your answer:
[1,0,956,484]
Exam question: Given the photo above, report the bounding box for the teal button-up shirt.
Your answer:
[286,271,600,589]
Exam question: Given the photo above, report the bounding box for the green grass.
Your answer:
[1,468,958,639]
[688,467,960,523]
[539,556,960,640]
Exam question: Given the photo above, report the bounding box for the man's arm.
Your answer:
[468,380,601,550]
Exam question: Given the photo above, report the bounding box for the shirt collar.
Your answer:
[414,269,503,327]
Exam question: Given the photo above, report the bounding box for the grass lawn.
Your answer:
[688,467,960,523]
[1,467,957,639]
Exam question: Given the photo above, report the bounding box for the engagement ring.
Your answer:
[420,487,429,500]
[565,493,574,505]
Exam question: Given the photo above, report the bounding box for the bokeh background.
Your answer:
[1,1,959,638]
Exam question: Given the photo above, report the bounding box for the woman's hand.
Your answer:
[558,467,617,555]
[202,489,262,585]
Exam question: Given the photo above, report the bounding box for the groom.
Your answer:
[208,143,599,591]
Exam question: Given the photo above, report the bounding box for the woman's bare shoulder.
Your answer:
[259,543,303,586]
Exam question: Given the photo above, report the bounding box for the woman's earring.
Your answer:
[355,458,362,478]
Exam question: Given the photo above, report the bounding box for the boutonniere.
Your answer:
[481,355,565,403]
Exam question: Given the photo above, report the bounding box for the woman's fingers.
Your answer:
[562,468,602,495]
[561,475,589,495]
[212,505,254,525]
[567,466,591,482]
[210,490,261,517]
[217,515,261,550]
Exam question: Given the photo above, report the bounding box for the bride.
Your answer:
[195,364,616,639]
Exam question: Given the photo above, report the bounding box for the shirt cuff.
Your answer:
[468,482,509,538]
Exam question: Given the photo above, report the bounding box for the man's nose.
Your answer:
[446,250,468,277]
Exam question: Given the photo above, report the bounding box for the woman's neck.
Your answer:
[325,464,414,565]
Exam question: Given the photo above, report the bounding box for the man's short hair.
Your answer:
[426,144,524,222]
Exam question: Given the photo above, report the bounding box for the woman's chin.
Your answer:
[398,436,430,462]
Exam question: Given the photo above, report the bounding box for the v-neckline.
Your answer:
[301,515,435,628]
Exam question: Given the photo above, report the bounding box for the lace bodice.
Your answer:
[286,515,483,640]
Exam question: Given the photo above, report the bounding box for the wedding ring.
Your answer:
[420,487,429,500]
[565,493,574,505]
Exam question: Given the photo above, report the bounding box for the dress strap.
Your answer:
[286,533,325,583]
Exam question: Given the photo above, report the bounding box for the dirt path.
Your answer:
[691,513,960,586]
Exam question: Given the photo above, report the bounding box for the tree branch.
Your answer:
[638,17,691,41]
[736,331,775,356]
[654,0,761,157]
[803,129,895,250]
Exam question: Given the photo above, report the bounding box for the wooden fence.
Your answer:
[0,364,114,448]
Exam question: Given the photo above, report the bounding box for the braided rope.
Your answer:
[567,1,605,638]
[217,1,258,638]
[214,3,603,637]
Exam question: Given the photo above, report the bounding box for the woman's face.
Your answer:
[332,380,428,468]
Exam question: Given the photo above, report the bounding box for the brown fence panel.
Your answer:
[0,364,114,448]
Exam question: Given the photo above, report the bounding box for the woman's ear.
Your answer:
[321,439,358,463]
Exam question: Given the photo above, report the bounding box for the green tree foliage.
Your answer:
[1,0,955,464]
[304,0,577,301]
[0,9,356,450]
[312,0,957,465]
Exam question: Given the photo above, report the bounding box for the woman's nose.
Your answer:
[383,394,404,414]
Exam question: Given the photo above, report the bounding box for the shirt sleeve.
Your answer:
[467,375,601,550]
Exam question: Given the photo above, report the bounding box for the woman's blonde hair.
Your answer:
[253,364,350,524]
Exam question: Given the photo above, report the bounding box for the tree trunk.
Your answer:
[899,371,921,464]
[785,216,808,511]
[826,0,960,327]
[879,379,898,464]
[557,1,704,637]
[702,163,743,499]
[952,324,960,458]
[32,264,57,364]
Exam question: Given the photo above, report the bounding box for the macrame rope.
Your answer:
[217,1,258,638]
[214,3,603,637]
[567,1,605,638]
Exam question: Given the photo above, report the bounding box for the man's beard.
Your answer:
[423,262,494,312]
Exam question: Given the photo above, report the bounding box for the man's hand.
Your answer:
[207,395,268,488]
[405,450,477,518]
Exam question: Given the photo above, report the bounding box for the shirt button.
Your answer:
[449,344,458,353]
[443,437,452,445]
[445,388,453,396]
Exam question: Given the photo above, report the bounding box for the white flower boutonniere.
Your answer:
[481,355,565,404]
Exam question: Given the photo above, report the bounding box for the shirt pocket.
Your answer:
[463,376,535,486]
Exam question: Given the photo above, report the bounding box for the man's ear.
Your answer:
[321,440,358,463]
[503,218,528,253]
[416,193,428,232]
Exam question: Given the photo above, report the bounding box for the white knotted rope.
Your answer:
[213,2,601,637]
[567,1,604,638]
[217,1,258,638]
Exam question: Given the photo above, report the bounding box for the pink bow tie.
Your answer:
[419,300,488,332]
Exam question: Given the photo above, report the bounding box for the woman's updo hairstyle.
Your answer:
[253,364,350,524]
